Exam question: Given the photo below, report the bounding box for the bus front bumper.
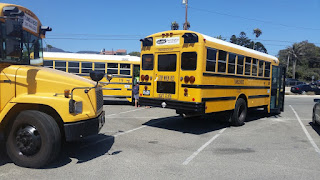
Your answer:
[64,111,105,141]
[140,97,205,114]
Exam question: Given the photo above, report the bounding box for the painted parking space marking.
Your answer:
[182,128,227,165]
[289,105,320,157]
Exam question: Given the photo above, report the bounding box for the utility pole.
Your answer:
[183,0,189,30]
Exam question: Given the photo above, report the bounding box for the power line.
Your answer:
[46,38,139,41]
[48,33,144,37]
[189,6,320,31]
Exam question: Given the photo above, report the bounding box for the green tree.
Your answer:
[215,35,226,41]
[253,28,262,50]
[171,21,179,30]
[46,44,53,52]
[128,51,141,57]
[229,31,267,53]
[278,41,320,81]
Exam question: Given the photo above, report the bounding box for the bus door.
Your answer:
[153,52,180,100]
[270,66,286,113]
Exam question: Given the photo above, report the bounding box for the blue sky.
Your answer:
[3,0,320,56]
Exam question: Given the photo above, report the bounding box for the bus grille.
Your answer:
[96,88,104,111]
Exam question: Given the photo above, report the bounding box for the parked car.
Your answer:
[312,99,320,125]
[285,78,305,86]
[290,84,320,94]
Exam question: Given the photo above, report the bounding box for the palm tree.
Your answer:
[253,28,262,38]
[287,42,306,79]
[253,28,262,50]
[171,21,179,30]
[46,44,53,52]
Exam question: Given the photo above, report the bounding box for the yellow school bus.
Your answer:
[43,52,141,102]
[139,30,285,126]
[0,3,106,168]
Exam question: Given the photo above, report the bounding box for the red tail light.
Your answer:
[184,88,188,96]
[184,76,190,83]
[145,75,149,81]
[190,76,195,83]
[296,87,299,90]
[141,75,145,81]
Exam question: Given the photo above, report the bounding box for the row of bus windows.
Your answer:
[142,52,197,71]
[43,60,131,75]
[206,48,271,77]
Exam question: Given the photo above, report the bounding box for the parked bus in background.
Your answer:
[139,30,285,126]
[0,3,106,168]
[43,52,141,103]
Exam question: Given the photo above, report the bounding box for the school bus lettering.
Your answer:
[159,93,172,99]
[158,75,174,81]
[234,79,244,84]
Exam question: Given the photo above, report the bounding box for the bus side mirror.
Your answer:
[90,71,104,82]
[106,74,113,82]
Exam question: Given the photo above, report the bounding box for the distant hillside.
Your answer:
[44,47,67,52]
[76,51,99,54]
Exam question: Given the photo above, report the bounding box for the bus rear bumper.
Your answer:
[64,111,105,142]
[140,97,205,114]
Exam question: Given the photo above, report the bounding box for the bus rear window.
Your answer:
[158,54,177,71]
[181,52,197,70]
[142,54,154,70]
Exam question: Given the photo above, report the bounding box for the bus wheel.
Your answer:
[231,98,247,126]
[6,110,61,168]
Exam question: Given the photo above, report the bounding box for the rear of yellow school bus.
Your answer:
[0,3,105,168]
[139,30,285,125]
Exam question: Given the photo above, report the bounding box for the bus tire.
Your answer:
[6,110,61,168]
[231,98,247,126]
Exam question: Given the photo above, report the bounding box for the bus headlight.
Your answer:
[69,100,83,114]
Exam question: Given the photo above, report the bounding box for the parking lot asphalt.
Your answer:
[1,95,320,179]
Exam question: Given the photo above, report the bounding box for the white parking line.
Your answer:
[289,105,320,157]
[182,128,227,165]
[80,114,170,149]
[105,108,145,117]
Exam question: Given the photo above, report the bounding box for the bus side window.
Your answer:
[55,61,66,72]
[206,48,217,72]
[120,63,131,75]
[68,61,79,74]
[228,53,236,74]
[245,57,252,75]
[265,62,271,77]
[217,50,227,73]
[81,62,92,74]
[107,63,118,74]
[258,60,264,77]
[252,58,258,76]
[94,62,105,73]
[43,60,53,68]
[237,55,244,75]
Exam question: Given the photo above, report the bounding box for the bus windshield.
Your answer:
[0,20,43,65]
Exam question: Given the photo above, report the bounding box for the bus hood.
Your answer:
[13,65,97,95]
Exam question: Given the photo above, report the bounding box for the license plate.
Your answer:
[98,111,105,130]
[143,90,150,95]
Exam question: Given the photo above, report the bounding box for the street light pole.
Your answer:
[185,0,188,30]
[183,0,188,30]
